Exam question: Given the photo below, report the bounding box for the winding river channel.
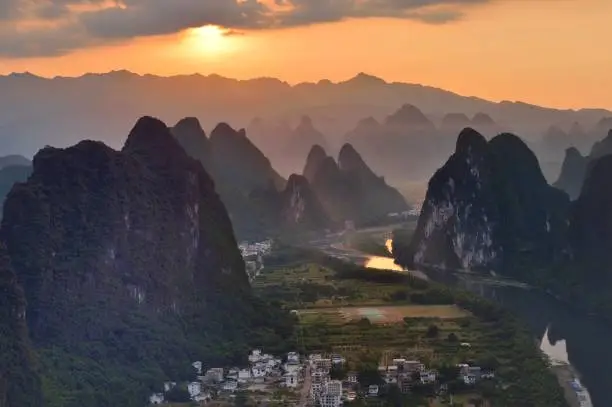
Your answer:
[310,232,607,406]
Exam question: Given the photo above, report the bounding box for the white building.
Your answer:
[368,384,379,397]
[187,382,202,399]
[238,369,252,383]
[347,372,358,384]
[249,349,263,363]
[331,355,346,365]
[194,392,211,403]
[192,361,203,375]
[287,352,300,363]
[325,380,342,397]
[285,372,298,388]
[149,393,164,405]
[222,380,238,392]
[252,362,267,377]
[320,393,342,407]
[420,371,437,384]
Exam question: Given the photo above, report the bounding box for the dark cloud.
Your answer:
[0,0,491,58]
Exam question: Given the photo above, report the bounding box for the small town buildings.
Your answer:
[205,367,224,383]
[192,361,203,375]
[331,354,346,365]
[461,365,483,385]
[252,362,267,377]
[346,372,358,384]
[320,393,342,407]
[187,382,202,398]
[312,356,332,371]
[400,378,413,394]
[285,372,298,388]
[482,370,496,379]
[287,351,300,363]
[285,363,301,374]
[345,391,357,402]
[149,393,164,405]
[194,392,211,403]
[325,380,342,397]
[420,370,437,384]
[404,361,425,373]
[222,380,238,392]
[368,384,379,397]
[249,349,263,363]
[238,369,252,383]
[392,358,407,367]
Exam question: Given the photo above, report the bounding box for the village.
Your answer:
[148,347,495,406]
[239,240,273,281]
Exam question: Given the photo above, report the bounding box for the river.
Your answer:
[319,233,606,406]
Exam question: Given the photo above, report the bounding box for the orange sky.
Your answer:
[1,0,611,110]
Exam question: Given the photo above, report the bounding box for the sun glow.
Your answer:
[184,25,242,57]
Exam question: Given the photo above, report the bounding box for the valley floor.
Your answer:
[255,243,568,407]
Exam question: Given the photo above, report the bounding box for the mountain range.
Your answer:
[2,71,611,184]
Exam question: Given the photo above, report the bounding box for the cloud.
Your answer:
[0,0,491,58]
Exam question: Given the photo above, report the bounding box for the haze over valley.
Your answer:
[2,1,612,406]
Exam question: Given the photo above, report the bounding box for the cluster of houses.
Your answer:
[148,349,495,406]
[239,240,273,281]
[306,354,495,407]
[148,349,302,405]
[388,208,420,220]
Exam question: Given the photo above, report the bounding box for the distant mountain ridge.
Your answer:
[554,130,612,199]
[1,70,610,160]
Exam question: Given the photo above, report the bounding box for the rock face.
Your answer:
[0,117,291,406]
[554,130,612,199]
[0,165,31,211]
[209,123,285,193]
[0,244,43,407]
[304,144,408,225]
[173,118,286,238]
[337,143,407,217]
[303,144,328,183]
[403,128,569,276]
[284,116,329,171]
[171,117,212,170]
[569,155,612,279]
[280,174,330,230]
[553,148,588,200]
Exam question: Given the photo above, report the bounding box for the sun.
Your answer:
[184,25,240,57]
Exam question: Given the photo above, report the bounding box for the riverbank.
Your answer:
[552,364,592,407]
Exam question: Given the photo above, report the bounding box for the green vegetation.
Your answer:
[254,246,567,407]
[0,120,297,407]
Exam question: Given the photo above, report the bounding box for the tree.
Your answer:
[330,365,347,380]
[165,385,191,403]
[426,324,439,338]
[447,332,459,342]
[358,367,383,387]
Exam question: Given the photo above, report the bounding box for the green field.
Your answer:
[253,245,568,407]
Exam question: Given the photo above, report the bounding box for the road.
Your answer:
[298,365,312,407]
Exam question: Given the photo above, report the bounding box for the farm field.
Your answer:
[297,305,470,324]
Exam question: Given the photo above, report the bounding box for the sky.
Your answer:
[1,0,611,110]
